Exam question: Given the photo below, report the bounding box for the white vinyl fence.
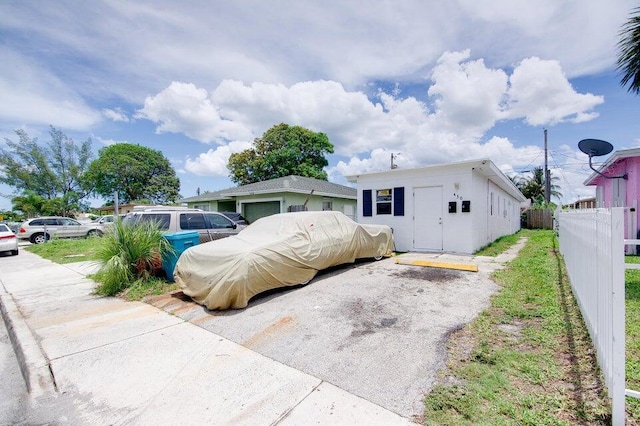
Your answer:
[557,208,626,425]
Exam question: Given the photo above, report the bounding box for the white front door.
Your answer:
[413,186,443,251]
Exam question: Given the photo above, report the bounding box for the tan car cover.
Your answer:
[174,211,394,310]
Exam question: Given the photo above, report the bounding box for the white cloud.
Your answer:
[102,107,129,122]
[94,135,129,146]
[140,51,603,193]
[0,46,101,130]
[505,57,604,125]
[0,1,634,207]
[1,0,634,106]
[184,140,252,176]
[136,82,254,143]
[428,50,509,137]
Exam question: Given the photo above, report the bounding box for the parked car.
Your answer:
[17,216,104,244]
[219,211,250,226]
[0,223,19,255]
[93,215,116,227]
[3,221,21,233]
[174,211,394,310]
[123,207,242,244]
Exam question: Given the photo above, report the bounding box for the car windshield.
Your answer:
[0,224,10,232]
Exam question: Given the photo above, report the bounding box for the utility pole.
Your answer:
[544,128,550,204]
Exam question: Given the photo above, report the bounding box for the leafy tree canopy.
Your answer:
[0,209,23,222]
[617,6,640,95]
[85,143,180,204]
[228,123,334,185]
[0,127,93,216]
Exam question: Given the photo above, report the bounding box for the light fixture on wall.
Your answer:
[578,139,627,180]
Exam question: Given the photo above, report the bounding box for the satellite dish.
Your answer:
[578,139,613,157]
[578,138,627,180]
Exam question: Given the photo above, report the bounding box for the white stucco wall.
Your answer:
[351,161,522,254]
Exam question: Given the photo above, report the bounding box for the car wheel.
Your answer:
[373,255,384,261]
[31,233,48,244]
[299,279,311,285]
[11,249,18,256]
[86,229,103,238]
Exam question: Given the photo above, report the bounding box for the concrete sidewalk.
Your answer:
[0,251,418,425]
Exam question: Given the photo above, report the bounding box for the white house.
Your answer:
[346,159,526,254]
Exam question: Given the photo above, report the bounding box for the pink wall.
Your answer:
[590,157,640,208]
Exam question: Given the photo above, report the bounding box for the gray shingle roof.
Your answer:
[179,175,356,203]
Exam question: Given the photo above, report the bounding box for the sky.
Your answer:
[1,0,640,211]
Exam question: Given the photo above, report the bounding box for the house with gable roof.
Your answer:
[179,175,357,224]
[584,147,640,248]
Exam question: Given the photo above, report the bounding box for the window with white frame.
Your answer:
[376,189,392,215]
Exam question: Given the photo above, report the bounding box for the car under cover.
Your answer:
[174,211,394,310]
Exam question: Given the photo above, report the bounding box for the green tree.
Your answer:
[11,191,46,217]
[0,127,93,216]
[0,209,22,222]
[617,6,640,95]
[520,167,562,204]
[85,143,180,204]
[228,123,334,185]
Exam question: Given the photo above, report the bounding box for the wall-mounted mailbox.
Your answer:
[448,201,457,213]
[461,200,471,212]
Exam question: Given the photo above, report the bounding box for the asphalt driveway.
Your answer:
[147,248,521,420]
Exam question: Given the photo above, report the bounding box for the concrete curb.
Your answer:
[0,289,57,398]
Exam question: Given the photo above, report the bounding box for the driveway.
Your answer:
[147,249,520,420]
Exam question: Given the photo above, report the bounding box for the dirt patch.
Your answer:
[391,266,464,282]
[342,298,399,340]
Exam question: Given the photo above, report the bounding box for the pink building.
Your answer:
[585,147,640,247]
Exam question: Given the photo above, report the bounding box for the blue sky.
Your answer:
[1,1,640,211]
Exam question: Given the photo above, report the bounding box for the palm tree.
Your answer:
[617,6,640,95]
[508,174,525,192]
[520,167,562,203]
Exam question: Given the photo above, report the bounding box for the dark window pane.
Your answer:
[180,213,206,230]
[139,214,170,230]
[206,213,234,229]
[377,202,392,215]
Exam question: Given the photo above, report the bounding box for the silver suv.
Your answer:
[17,216,105,244]
[123,207,243,243]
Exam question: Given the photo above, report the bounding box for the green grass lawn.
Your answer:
[424,230,611,425]
[625,255,640,420]
[25,236,105,263]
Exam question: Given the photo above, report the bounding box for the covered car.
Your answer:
[174,211,394,310]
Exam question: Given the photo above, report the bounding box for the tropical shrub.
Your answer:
[94,219,174,296]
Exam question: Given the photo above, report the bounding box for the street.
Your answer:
[0,313,29,425]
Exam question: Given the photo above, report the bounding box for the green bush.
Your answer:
[94,219,175,296]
